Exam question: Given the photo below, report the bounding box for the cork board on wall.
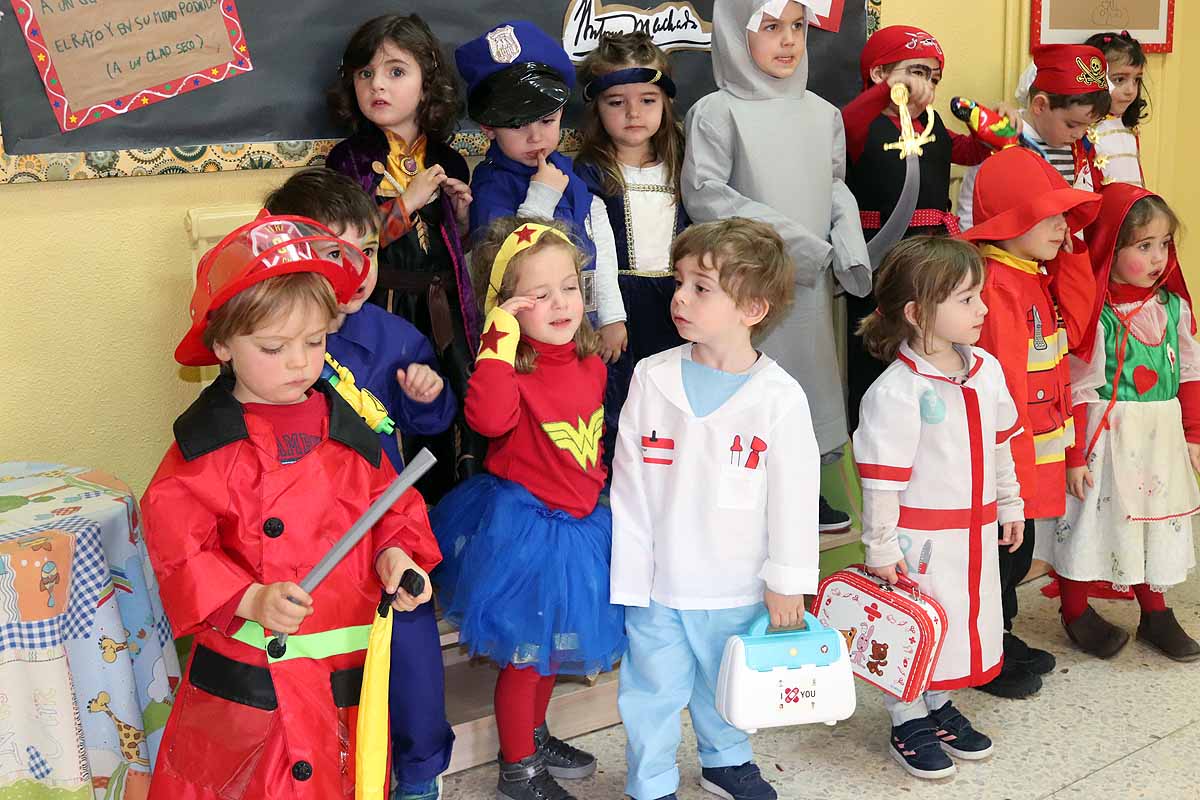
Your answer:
[1032,0,1175,53]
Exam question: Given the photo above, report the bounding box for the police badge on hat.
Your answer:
[487,25,522,63]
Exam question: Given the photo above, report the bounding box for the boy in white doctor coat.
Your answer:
[611,219,821,800]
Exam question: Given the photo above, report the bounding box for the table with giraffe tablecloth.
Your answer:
[0,462,180,800]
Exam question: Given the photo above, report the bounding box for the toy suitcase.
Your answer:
[715,612,856,733]
[813,565,947,703]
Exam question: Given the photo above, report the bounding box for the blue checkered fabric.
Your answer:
[26,745,51,779]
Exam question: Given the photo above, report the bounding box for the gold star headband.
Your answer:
[484,223,574,313]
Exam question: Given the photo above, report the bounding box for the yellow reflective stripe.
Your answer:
[1035,452,1067,465]
[232,620,371,663]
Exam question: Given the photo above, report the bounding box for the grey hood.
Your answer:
[711,0,810,101]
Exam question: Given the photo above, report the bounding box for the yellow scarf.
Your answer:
[378,131,427,197]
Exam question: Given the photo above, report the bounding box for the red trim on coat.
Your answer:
[858,463,914,482]
[897,350,983,384]
[898,502,998,531]
[963,386,985,680]
[927,655,1004,691]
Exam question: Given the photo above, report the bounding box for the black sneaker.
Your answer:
[533,723,596,779]
[819,496,852,533]
[928,701,993,760]
[699,762,777,800]
[1004,632,1056,675]
[496,753,574,800]
[974,660,1041,699]
[889,718,956,779]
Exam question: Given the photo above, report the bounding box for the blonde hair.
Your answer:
[669,219,795,340]
[575,32,685,199]
[857,237,985,362]
[203,272,338,357]
[471,216,601,373]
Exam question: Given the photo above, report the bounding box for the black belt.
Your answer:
[189,645,363,710]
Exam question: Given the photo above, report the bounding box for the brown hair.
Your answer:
[1029,87,1112,120]
[264,168,381,235]
[1116,195,1182,253]
[203,272,338,359]
[471,216,601,373]
[575,32,685,198]
[1085,31,1149,128]
[328,14,462,143]
[669,219,795,340]
[857,237,986,362]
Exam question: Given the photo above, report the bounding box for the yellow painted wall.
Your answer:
[1,0,1195,493]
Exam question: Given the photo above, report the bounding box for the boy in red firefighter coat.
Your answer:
[957,147,1100,699]
[141,213,442,800]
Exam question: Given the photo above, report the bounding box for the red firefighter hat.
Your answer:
[175,211,370,366]
[1031,44,1108,96]
[1071,182,1195,359]
[957,147,1100,244]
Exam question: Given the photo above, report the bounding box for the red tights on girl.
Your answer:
[494,665,558,762]
[1060,577,1166,623]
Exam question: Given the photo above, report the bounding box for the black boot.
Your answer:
[1003,632,1056,675]
[534,723,596,779]
[974,659,1041,699]
[496,752,575,800]
[1137,609,1200,662]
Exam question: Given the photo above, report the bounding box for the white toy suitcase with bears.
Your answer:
[715,612,856,733]
[813,566,947,703]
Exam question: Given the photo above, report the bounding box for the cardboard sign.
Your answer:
[9,0,252,132]
[1032,0,1174,54]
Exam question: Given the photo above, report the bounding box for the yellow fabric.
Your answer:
[484,223,573,313]
[355,606,393,800]
[980,245,1042,276]
[325,353,395,434]
[476,307,521,365]
[377,132,427,197]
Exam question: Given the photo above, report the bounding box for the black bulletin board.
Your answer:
[0,0,867,155]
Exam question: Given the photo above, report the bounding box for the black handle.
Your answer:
[377,569,426,617]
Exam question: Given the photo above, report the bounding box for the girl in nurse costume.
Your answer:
[853,237,1026,780]
[1054,184,1200,662]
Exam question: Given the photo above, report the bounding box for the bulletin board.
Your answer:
[0,0,884,183]
[1031,0,1175,53]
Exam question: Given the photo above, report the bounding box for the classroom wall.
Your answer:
[1,0,1196,494]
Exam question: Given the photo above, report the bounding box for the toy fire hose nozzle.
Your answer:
[950,97,1022,151]
[268,448,437,659]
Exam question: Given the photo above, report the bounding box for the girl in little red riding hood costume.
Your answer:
[141,214,442,800]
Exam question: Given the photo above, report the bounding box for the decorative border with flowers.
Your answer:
[11,0,253,132]
[0,2,881,184]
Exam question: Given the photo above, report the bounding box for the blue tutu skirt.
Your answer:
[430,474,626,676]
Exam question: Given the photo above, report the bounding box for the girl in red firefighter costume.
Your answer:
[854,237,1026,780]
[429,216,626,800]
[140,213,442,799]
[1054,183,1200,661]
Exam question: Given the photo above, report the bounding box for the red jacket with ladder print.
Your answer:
[976,245,1078,519]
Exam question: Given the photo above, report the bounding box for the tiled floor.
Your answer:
[445,557,1200,799]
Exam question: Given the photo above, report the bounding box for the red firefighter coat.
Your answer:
[977,246,1080,519]
[141,376,441,800]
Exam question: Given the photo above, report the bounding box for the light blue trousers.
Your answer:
[619,601,763,800]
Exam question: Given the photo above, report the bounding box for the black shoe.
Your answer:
[699,762,777,800]
[889,718,956,780]
[928,701,993,760]
[818,496,852,533]
[496,753,575,800]
[1003,632,1056,675]
[1137,609,1200,662]
[1063,606,1130,659]
[533,723,596,780]
[974,660,1041,699]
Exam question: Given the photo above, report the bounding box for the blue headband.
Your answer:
[583,67,677,102]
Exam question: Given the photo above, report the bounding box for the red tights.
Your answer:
[1060,577,1167,623]
[494,665,558,762]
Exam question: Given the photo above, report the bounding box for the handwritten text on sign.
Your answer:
[10,0,252,132]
